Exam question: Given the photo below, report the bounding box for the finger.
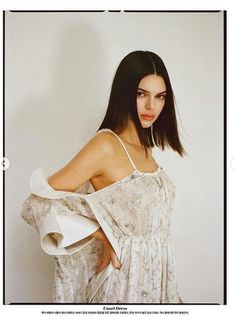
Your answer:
[111,255,122,269]
[96,259,103,269]
[95,259,105,273]
[96,263,106,274]
[96,260,106,272]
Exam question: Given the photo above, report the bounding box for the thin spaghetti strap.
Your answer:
[96,128,137,170]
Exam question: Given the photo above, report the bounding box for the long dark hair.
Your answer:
[97,50,186,157]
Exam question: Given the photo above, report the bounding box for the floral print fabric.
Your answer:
[86,167,180,303]
[21,133,181,303]
[51,167,180,303]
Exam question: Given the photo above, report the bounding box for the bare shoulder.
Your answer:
[89,130,117,155]
[47,131,116,192]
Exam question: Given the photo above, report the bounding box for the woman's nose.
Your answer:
[146,96,155,110]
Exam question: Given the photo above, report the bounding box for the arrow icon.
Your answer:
[1,157,10,170]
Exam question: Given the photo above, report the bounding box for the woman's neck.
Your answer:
[118,120,142,148]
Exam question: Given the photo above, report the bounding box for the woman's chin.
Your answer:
[140,121,154,128]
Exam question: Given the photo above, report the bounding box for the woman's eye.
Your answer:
[137,92,166,100]
[137,92,144,97]
[157,94,166,100]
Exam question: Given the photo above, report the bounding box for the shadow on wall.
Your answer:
[8,21,110,303]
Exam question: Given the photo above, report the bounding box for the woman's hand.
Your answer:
[179,295,184,303]
[96,241,122,274]
[89,227,122,274]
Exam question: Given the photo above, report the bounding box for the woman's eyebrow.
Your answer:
[137,87,167,95]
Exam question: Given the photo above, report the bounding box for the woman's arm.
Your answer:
[47,132,116,192]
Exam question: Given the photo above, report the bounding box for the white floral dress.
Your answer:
[21,128,181,304]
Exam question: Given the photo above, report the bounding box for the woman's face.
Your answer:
[136,74,167,128]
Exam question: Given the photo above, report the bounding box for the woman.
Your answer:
[21,50,185,304]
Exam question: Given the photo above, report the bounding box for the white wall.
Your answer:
[5,11,224,304]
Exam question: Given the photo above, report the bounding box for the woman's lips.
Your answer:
[141,114,155,121]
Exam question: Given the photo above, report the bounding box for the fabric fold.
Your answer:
[21,168,100,255]
[21,167,117,302]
